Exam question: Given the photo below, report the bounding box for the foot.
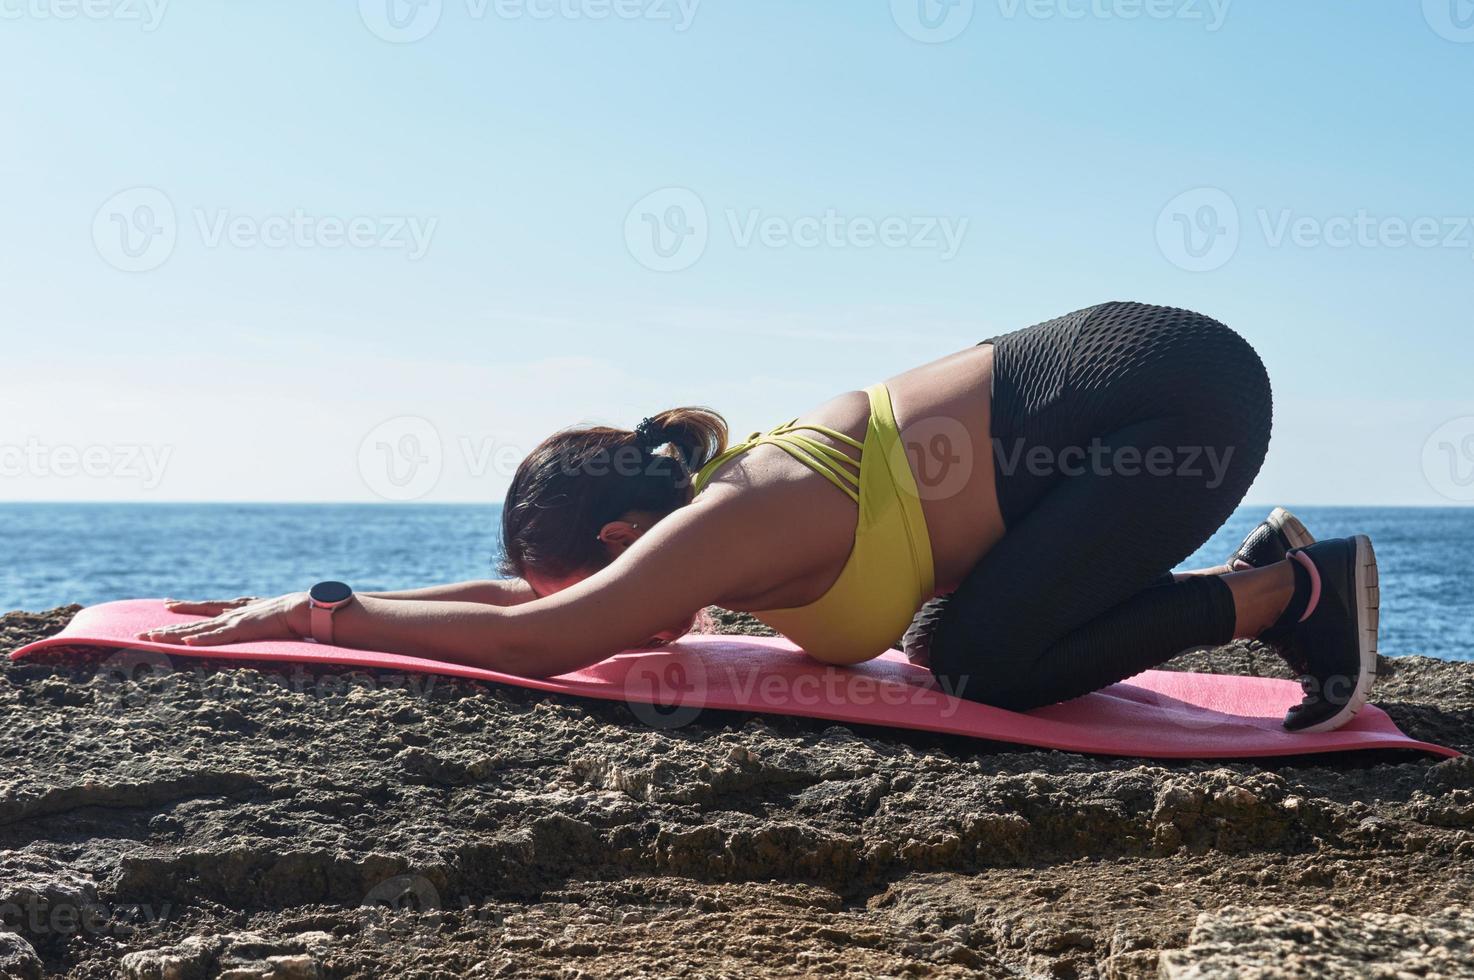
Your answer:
[1227,507,1315,571]
[900,594,949,668]
[1278,536,1380,733]
[1229,508,1317,665]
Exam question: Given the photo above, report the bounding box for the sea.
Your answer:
[1,504,1469,661]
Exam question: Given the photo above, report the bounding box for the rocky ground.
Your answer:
[1,605,1472,980]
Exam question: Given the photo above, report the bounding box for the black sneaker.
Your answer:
[1235,509,1320,677]
[1280,536,1380,733]
[900,594,948,667]
[1227,507,1315,570]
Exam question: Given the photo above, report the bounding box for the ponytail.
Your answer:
[500,407,729,577]
[631,407,727,476]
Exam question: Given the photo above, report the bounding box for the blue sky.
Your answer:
[2,0,1472,504]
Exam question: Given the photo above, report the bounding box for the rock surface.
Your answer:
[1,605,1471,978]
[0,931,44,980]
[1159,904,1474,978]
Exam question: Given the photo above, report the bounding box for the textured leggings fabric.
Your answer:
[927,301,1273,711]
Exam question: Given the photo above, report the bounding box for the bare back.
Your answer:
[694,342,1004,613]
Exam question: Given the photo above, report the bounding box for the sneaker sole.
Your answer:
[1295,534,1379,734]
[1267,507,1316,551]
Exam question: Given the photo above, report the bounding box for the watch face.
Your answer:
[310,580,353,605]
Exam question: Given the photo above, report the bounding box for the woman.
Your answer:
[144,302,1379,734]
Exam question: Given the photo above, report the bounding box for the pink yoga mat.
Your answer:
[13,600,1457,760]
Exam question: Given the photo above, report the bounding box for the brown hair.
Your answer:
[500,407,728,578]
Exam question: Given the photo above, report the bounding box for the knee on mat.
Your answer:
[929,657,1052,712]
[927,624,1048,712]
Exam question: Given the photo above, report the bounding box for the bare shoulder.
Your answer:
[683,443,861,610]
[499,476,827,663]
[659,473,815,603]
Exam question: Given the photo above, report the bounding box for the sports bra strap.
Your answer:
[773,421,864,451]
[692,416,865,502]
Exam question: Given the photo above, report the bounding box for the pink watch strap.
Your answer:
[310,604,335,644]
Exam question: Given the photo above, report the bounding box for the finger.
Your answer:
[182,627,239,647]
[165,597,257,614]
[155,619,221,635]
[143,630,192,646]
[136,620,223,641]
[163,601,226,616]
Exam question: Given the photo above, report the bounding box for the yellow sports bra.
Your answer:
[691,383,935,665]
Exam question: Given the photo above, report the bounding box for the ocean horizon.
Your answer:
[2,502,1470,662]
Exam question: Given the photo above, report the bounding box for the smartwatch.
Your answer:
[308,581,354,644]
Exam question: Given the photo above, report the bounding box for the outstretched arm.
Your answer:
[364,580,536,605]
[318,495,766,674]
[141,487,786,677]
[162,579,537,618]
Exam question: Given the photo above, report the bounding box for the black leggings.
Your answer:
[926,301,1273,711]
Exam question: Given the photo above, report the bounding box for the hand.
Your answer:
[139,592,309,646]
[163,597,261,616]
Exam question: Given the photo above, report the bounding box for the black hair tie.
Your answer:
[633,417,666,450]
